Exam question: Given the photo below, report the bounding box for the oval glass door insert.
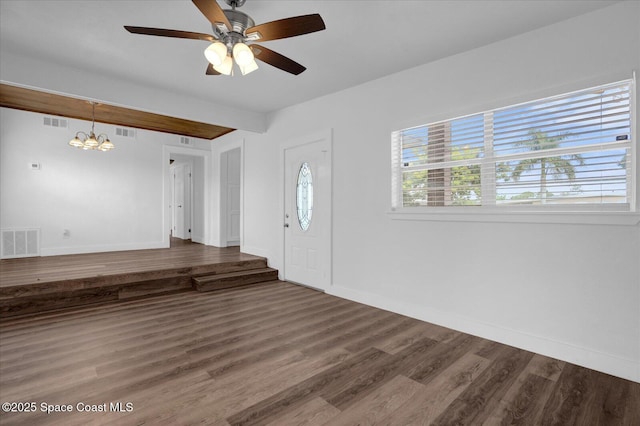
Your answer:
[296,162,313,231]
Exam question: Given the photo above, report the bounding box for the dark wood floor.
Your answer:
[0,240,269,317]
[0,239,259,288]
[0,281,638,425]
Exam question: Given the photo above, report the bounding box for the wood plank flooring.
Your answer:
[0,242,261,288]
[0,242,269,317]
[0,281,638,425]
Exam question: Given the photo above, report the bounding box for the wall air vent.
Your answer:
[43,116,68,128]
[180,136,192,146]
[115,127,137,138]
[1,228,40,259]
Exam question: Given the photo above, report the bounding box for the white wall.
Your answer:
[217,1,640,381]
[0,107,209,255]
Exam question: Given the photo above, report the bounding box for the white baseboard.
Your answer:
[40,241,167,256]
[327,284,639,383]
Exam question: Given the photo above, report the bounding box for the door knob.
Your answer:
[284,223,289,228]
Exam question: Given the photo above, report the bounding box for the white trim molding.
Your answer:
[388,210,640,226]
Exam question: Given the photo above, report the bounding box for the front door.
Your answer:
[284,136,331,291]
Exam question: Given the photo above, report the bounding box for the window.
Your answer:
[296,162,313,231]
[391,80,635,212]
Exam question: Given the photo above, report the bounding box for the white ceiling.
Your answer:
[0,0,620,115]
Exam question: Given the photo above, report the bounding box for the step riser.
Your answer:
[0,276,192,318]
[193,270,279,292]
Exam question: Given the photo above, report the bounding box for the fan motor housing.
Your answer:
[220,9,255,35]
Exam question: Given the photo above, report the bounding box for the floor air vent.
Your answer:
[1,229,40,259]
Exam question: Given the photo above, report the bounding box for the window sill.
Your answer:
[387,208,640,226]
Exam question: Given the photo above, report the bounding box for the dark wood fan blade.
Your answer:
[250,44,306,75]
[206,64,221,75]
[125,26,215,42]
[246,14,325,42]
[192,0,233,32]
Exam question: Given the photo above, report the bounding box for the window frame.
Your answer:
[390,78,639,225]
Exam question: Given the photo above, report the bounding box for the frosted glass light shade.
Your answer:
[69,137,84,148]
[232,42,254,66]
[239,58,259,75]
[204,42,227,66]
[213,55,233,75]
[99,139,115,151]
[84,133,99,149]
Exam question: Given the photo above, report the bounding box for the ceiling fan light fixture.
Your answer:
[232,42,254,66]
[126,1,326,76]
[213,55,233,75]
[204,41,228,66]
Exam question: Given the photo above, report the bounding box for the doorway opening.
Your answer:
[163,146,211,248]
[170,158,193,242]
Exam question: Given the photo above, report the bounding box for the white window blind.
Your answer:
[392,79,634,210]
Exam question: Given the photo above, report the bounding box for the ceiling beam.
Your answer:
[0,83,235,140]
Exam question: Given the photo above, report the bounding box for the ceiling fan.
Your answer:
[125,0,325,76]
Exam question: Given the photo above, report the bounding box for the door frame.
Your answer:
[280,129,333,290]
[162,145,211,247]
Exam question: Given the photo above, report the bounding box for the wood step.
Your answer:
[0,257,269,318]
[192,268,279,292]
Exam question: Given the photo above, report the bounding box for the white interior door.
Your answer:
[284,136,331,291]
[184,164,192,239]
[226,149,241,246]
[172,164,191,240]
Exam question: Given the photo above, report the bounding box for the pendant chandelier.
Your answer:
[69,102,114,151]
